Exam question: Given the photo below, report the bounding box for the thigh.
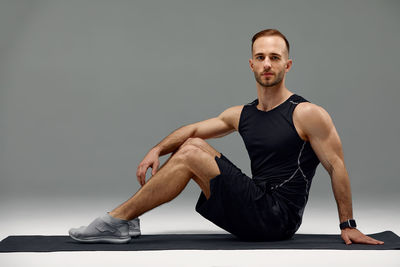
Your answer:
[195,154,262,235]
[195,153,294,241]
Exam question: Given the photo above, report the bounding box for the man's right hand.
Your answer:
[136,148,160,186]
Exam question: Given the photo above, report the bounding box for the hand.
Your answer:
[136,148,160,186]
[341,228,384,245]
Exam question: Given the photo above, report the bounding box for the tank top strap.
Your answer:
[278,94,311,129]
[287,94,310,105]
[244,98,258,106]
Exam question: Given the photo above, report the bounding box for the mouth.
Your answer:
[262,73,274,76]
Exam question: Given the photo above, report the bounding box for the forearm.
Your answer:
[151,125,195,156]
[330,161,354,223]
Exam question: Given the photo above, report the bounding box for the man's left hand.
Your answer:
[341,228,384,245]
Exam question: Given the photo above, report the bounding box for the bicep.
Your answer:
[300,105,345,175]
[191,106,241,139]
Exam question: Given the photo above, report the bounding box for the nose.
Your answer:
[263,58,272,70]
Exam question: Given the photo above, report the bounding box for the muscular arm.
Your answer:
[295,103,353,222]
[152,105,242,156]
[136,105,242,184]
[294,103,383,245]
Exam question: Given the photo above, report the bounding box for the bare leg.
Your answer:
[109,138,222,220]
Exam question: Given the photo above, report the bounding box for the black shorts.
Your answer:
[195,153,298,241]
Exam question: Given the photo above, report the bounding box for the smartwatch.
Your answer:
[340,219,357,230]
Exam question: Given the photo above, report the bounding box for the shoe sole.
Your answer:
[69,234,131,244]
[129,231,141,237]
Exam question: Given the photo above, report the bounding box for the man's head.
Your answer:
[249,29,293,88]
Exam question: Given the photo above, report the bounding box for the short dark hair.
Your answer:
[251,29,290,57]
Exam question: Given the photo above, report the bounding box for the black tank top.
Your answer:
[238,93,320,222]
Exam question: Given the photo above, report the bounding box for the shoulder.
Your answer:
[293,102,335,140]
[294,102,329,119]
[220,105,244,117]
[218,105,245,131]
[294,102,332,122]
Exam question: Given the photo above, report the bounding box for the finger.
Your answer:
[142,164,150,185]
[365,235,384,243]
[139,165,146,186]
[353,235,383,245]
[140,168,146,186]
[361,239,381,245]
[342,234,352,245]
[365,237,384,245]
[136,167,141,184]
[136,165,141,178]
[151,164,158,176]
[152,161,159,176]
[137,165,142,181]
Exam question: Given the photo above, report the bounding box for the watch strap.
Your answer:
[340,219,357,230]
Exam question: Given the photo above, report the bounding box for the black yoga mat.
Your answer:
[0,231,399,252]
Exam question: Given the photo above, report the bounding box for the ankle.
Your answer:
[109,210,130,220]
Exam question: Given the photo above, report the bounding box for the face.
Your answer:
[249,36,292,88]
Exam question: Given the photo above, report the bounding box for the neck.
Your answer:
[255,82,293,111]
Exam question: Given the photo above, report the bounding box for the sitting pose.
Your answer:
[69,29,384,245]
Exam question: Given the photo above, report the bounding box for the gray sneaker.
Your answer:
[69,214,131,244]
[128,217,141,237]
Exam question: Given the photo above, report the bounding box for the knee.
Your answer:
[175,143,204,162]
[181,137,207,148]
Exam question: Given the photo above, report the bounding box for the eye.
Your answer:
[256,55,264,60]
[271,56,280,60]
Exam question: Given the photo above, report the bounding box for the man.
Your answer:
[69,29,384,245]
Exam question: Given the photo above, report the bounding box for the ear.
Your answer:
[285,59,293,73]
[249,58,254,72]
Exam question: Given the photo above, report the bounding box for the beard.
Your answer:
[254,69,285,87]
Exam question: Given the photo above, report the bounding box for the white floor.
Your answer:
[0,196,399,267]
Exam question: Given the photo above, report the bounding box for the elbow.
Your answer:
[325,157,346,177]
[184,124,197,138]
[330,161,347,179]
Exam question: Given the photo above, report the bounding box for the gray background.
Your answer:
[1,0,399,211]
